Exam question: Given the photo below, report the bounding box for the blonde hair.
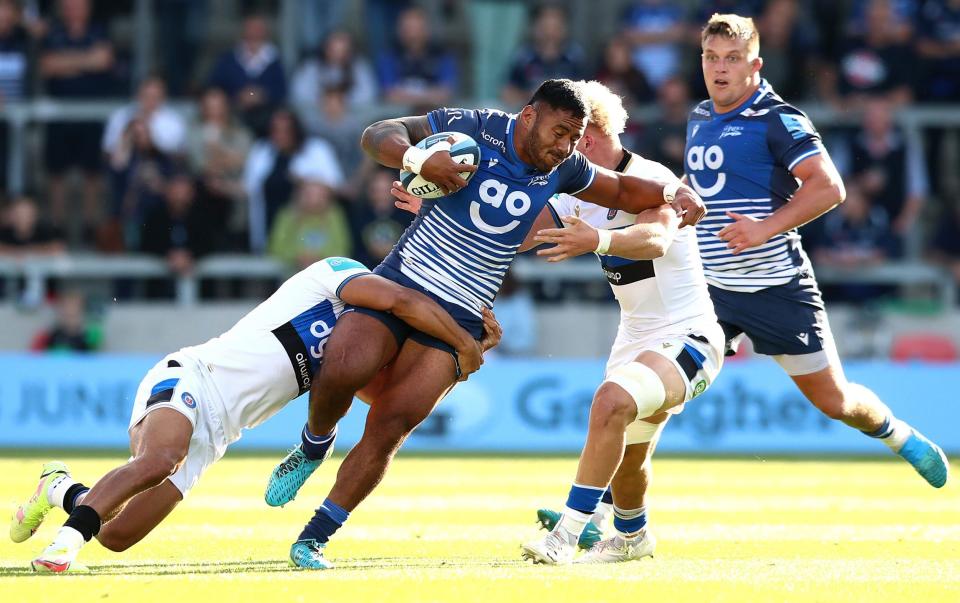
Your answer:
[701,13,760,56]
[576,80,628,137]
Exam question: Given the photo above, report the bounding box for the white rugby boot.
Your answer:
[574,529,656,564]
[521,526,578,565]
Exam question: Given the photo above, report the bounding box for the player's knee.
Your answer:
[98,523,145,552]
[602,362,667,422]
[590,384,639,430]
[98,529,135,552]
[133,449,185,486]
[370,409,429,446]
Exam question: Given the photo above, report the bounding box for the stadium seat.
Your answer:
[890,333,959,362]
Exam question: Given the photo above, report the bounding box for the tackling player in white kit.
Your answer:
[393,81,724,565]
[523,82,724,565]
[11,257,499,573]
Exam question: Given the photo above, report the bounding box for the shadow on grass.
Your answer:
[0,557,522,577]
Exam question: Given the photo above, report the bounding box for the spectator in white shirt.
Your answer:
[102,75,187,157]
[242,107,343,253]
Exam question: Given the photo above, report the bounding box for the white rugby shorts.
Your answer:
[605,320,725,415]
[129,353,228,496]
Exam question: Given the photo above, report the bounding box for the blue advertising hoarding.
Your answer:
[0,353,956,454]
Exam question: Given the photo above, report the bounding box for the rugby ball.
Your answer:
[399,132,480,198]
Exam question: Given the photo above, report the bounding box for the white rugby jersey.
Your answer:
[549,151,716,337]
[178,257,369,440]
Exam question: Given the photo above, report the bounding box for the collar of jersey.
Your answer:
[710,78,771,121]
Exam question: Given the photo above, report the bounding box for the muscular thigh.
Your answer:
[129,407,193,462]
[368,339,460,423]
[315,311,401,388]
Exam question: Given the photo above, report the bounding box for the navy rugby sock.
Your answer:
[298,498,349,544]
[300,424,337,461]
[63,483,90,514]
[565,483,605,515]
[613,506,647,538]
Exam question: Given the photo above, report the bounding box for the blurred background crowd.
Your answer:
[1,0,959,357]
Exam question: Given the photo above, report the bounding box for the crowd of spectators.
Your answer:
[0,0,958,309]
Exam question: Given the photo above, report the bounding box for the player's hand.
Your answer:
[533,215,598,262]
[673,185,707,227]
[718,211,773,254]
[391,180,423,214]
[419,136,478,195]
[479,306,502,353]
[455,338,484,382]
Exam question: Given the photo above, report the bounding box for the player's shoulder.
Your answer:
[432,106,512,153]
[688,100,712,122]
[758,102,821,143]
[743,83,808,121]
[624,150,676,182]
[300,257,370,284]
[475,107,513,133]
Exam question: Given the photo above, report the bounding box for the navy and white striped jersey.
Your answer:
[379,107,596,328]
[685,79,825,292]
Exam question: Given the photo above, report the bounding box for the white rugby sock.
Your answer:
[556,507,592,543]
[47,475,76,510]
[50,525,85,550]
[591,501,613,528]
[880,418,912,452]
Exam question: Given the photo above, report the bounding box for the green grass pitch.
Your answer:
[1,454,958,602]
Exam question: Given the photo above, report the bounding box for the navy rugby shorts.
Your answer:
[708,270,832,358]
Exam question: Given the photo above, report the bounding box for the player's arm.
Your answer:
[534,206,679,262]
[361,115,476,195]
[338,274,483,380]
[518,207,557,252]
[576,167,706,228]
[718,154,845,255]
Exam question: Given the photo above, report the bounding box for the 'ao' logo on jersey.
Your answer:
[687,144,726,197]
[470,178,532,234]
[307,319,333,359]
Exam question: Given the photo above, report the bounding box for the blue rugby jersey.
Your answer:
[685,79,825,292]
[379,107,596,325]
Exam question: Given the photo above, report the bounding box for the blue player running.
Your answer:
[262,79,708,569]
[535,17,949,562]
[687,14,946,487]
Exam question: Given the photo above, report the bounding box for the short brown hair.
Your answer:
[701,13,760,56]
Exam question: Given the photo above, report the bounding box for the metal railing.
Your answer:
[0,253,284,306]
[0,252,953,308]
[3,97,959,307]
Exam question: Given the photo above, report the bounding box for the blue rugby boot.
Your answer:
[536,508,603,550]
[897,429,949,488]
[289,539,333,570]
[265,442,331,507]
